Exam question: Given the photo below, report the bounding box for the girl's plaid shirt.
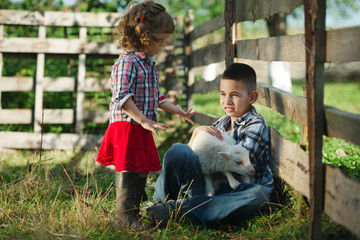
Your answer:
[214,106,274,193]
[109,52,166,124]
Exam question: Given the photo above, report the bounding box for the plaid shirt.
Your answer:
[109,52,166,124]
[213,106,274,192]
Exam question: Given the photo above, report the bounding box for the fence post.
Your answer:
[76,27,87,135]
[304,0,326,239]
[0,24,3,110]
[34,26,46,133]
[225,0,235,67]
[185,9,194,109]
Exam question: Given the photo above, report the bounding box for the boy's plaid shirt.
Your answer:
[213,106,274,192]
[109,52,166,124]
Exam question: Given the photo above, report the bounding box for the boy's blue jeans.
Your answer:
[153,143,271,226]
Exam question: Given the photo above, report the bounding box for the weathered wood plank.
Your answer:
[0,38,122,55]
[34,26,46,133]
[0,10,122,27]
[269,127,310,198]
[43,77,75,91]
[225,0,235,67]
[0,109,109,124]
[1,77,33,91]
[1,77,110,92]
[0,131,103,150]
[326,26,360,62]
[325,106,360,146]
[236,0,303,22]
[84,77,110,92]
[304,0,326,238]
[189,13,225,41]
[236,28,360,62]
[257,82,308,126]
[76,27,86,134]
[235,0,302,22]
[190,42,225,68]
[324,166,360,238]
[191,112,218,126]
[0,109,32,124]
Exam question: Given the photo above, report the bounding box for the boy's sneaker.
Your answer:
[146,200,184,228]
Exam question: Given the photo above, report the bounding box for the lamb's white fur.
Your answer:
[191,131,255,196]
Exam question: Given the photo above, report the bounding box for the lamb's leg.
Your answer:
[204,174,215,196]
[240,175,252,183]
[224,171,241,189]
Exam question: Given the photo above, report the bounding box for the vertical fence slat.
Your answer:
[185,10,194,109]
[304,0,326,239]
[0,25,3,110]
[225,0,235,67]
[76,27,86,135]
[34,26,46,133]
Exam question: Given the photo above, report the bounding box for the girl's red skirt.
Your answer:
[96,121,161,173]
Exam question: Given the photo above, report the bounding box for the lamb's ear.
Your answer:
[218,152,230,159]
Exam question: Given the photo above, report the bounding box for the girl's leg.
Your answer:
[153,143,205,203]
[115,171,150,231]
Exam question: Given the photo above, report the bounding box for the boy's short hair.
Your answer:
[222,63,257,93]
[117,0,175,52]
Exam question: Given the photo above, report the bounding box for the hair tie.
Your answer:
[140,17,144,22]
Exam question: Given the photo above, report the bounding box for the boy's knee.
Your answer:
[163,143,198,168]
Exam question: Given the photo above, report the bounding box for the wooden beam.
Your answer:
[324,166,360,238]
[0,131,103,150]
[189,13,225,41]
[225,0,235,67]
[270,127,310,198]
[235,0,302,23]
[76,27,86,135]
[304,0,326,239]
[257,82,307,126]
[190,42,225,68]
[34,26,46,133]
[0,10,122,27]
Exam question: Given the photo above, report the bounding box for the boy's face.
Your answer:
[220,79,257,121]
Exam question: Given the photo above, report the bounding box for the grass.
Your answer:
[1,80,359,239]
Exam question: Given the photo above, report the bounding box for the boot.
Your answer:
[114,171,148,231]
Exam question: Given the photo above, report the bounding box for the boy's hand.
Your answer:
[175,105,197,125]
[194,126,223,140]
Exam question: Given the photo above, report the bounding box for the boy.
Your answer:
[147,63,274,227]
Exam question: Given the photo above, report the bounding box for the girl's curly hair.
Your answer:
[117,0,175,52]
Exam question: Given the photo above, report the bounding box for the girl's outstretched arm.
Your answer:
[122,98,168,136]
[159,101,197,125]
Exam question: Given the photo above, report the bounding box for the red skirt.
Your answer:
[97,122,161,173]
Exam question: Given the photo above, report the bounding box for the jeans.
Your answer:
[153,143,271,226]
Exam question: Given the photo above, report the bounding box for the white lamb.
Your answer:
[191,131,255,196]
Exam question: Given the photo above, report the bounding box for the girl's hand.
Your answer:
[140,117,168,136]
[175,105,197,125]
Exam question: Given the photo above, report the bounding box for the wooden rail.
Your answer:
[185,0,360,238]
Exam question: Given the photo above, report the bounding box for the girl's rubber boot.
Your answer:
[114,171,147,231]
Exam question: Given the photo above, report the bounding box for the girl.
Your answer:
[96,0,195,231]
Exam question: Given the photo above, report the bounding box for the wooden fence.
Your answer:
[0,9,185,150]
[184,0,360,239]
[1,1,360,239]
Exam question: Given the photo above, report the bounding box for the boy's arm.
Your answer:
[122,98,168,136]
[158,101,196,125]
